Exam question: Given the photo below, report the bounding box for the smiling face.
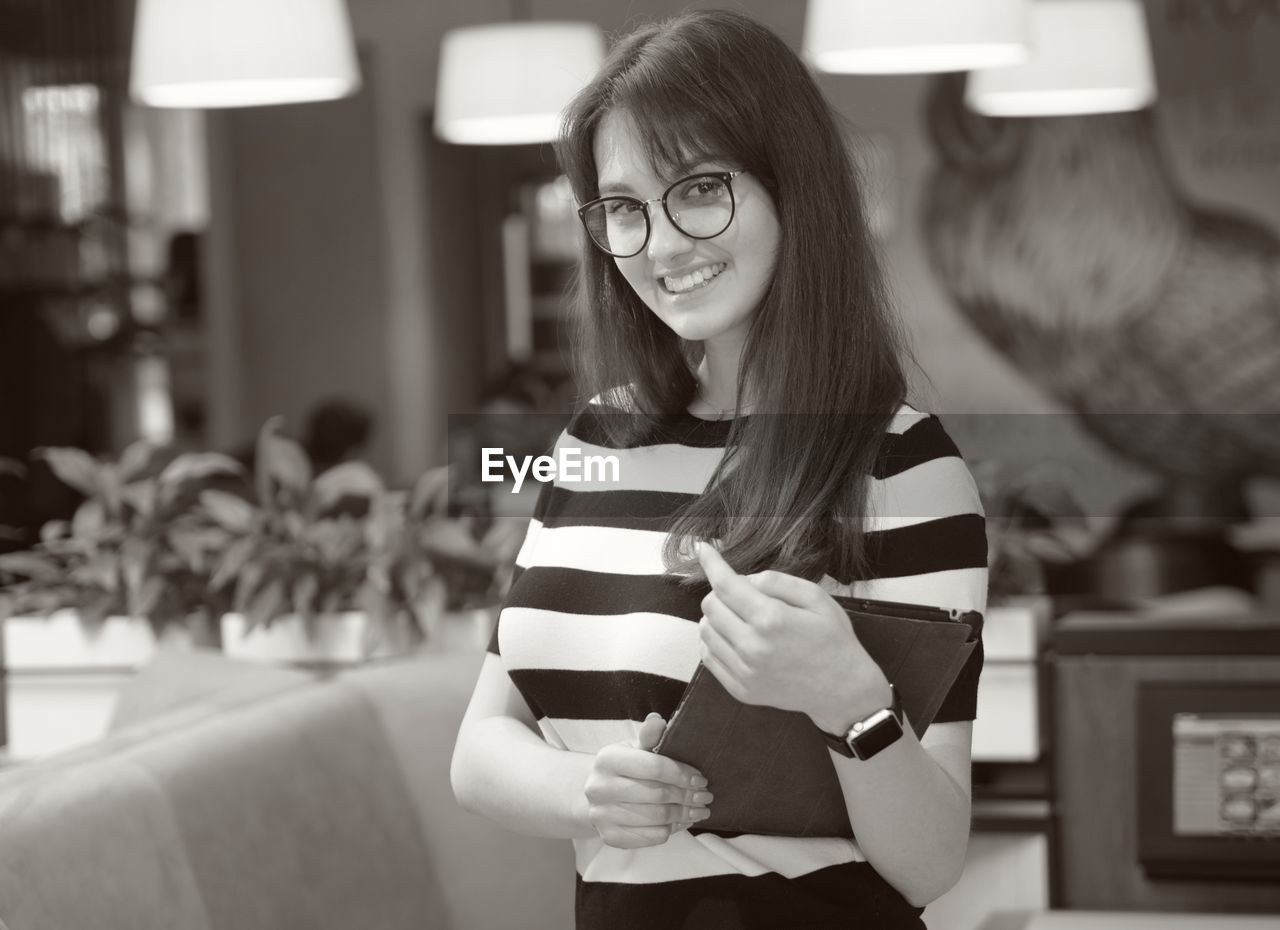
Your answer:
[592,109,781,353]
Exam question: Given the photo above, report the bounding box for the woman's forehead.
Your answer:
[593,109,721,188]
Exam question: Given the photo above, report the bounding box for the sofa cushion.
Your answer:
[110,645,310,730]
[343,651,576,930]
[119,677,448,930]
[0,755,212,930]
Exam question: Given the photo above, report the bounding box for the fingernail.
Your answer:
[691,775,708,788]
[692,808,711,820]
[693,791,713,804]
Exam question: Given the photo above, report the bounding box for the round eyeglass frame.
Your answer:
[576,169,747,259]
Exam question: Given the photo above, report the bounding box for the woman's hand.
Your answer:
[695,542,891,735]
[583,712,713,849]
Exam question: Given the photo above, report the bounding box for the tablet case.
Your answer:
[653,595,983,838]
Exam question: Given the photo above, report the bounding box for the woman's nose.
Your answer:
[646,206,694,262]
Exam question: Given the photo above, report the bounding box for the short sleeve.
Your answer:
[861,412,989,723]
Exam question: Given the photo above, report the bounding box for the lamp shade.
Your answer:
[966,0,1156,117]
[804,0,1029,74]
[130,0,361,108]
[435,22,605,145]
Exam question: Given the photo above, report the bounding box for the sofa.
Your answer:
[0,645,574,930]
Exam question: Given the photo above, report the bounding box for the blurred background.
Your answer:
[0,2,1278,929]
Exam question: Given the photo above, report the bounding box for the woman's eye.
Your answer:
[605,199,643,216]
[684,178,727,199]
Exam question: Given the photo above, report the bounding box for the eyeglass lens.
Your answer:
[581,174,736,257]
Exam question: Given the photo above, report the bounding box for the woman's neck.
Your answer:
[695,337,751,414]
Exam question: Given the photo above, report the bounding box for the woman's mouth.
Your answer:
[661,262,727,295]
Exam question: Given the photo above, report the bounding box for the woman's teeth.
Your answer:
[663,263,726,294]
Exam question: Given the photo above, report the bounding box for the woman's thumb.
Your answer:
[636,712,666,751]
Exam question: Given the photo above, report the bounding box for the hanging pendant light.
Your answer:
[804,0,1029,74]
[966,0,1157,117]
[130,0,361,108]
[435,22,605,145]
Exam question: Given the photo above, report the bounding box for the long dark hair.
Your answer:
[556,9,909,585]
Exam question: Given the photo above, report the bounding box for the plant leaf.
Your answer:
[121,538,150,606]
[283,511,306,542]
[73,552,120,593]
[135,576,165,619]
[38,519,69,545]
[254,418,284,508]
[209,535,256,590]
[259,425,312,500]
[245,579,286,633]
[199,490,257,534]
[411,575,447,637]
[314,461,384,509]
[0,457,27,478]
[97,463,123,518]
[410,466,452,518]
[119,440,155,482]
[158,452,245,488]
[122,481,158,521]
[292,572,319,620]
[71,499,107,539]
[79,597,111,629]
[233,558,266,612]
[37,447,101,497]
[0,552,62,581]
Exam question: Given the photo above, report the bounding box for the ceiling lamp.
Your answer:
[130,0,361,108]
[435,22,605,145]
[966,0,1157,117]
[804,0,1029,74]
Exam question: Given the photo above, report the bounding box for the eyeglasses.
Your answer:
[577,170,747,258]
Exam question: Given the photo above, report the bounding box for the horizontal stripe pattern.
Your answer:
[492,402,984,929]
[575,832,867,884]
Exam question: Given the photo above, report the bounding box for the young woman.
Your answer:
[451,10,988,929]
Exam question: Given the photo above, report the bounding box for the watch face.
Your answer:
[850,711,904,761]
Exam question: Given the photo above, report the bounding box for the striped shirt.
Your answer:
[488,401,988,929]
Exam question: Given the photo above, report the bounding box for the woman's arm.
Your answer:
[695,541,980,907]
[450,653,599,839]
[451,654,712,843]
[815,687,973,907]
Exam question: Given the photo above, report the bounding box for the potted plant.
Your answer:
[206,418,519,665]
[0,441,245,641]
[0,441,243,758]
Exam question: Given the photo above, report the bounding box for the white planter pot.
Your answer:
[220,611,417,666]
[425,606,498,654]
[2,612,194,762]
[3,611,182,671]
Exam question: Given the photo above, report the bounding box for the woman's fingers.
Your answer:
[635,712,666,751]
[609,800,712,827]
[590,774,712,807]
[700,591,756,653]
[745,568,826,610]
[700,646,748,703]
[697,542,776,624]
[698,614,752,680]
[600,742,705,788]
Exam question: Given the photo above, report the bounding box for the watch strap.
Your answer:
[821,684,904,759]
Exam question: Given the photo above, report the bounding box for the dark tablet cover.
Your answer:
[654,596,983,838]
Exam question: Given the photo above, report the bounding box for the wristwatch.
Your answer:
[820,684,905,761]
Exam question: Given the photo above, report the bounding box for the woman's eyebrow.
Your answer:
[596,178,637,196]
[597,160,726,196]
